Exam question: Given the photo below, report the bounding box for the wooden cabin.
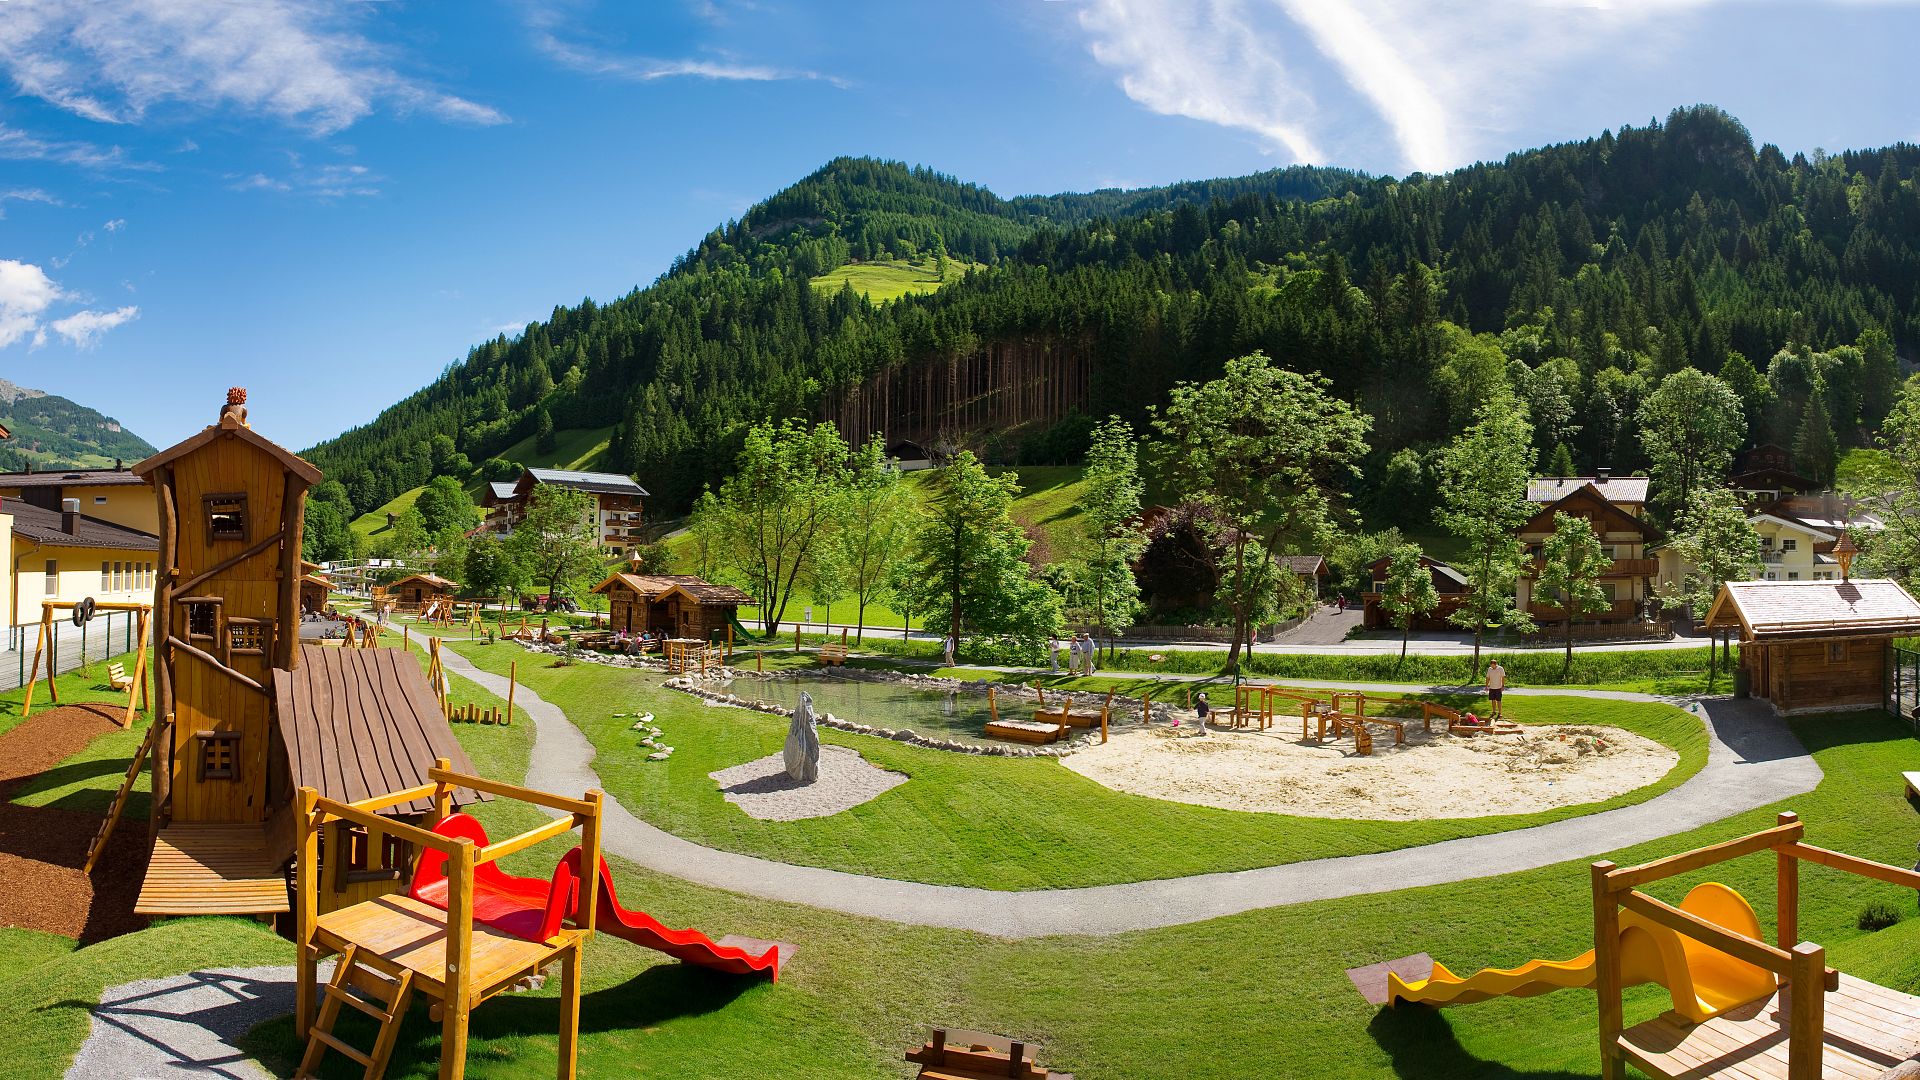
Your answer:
[299,560,331,613]
[591,572,754,640]
[388,571,458,612]
[1705,572,1920,715]
[126,388,482,918]
[1362,555,1471,631]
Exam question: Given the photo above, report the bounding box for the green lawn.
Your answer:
[810,257,978,302]
[442,641,1707,890]
[0,649,150,741]
[349,484,427,538]
[490,424,616,475]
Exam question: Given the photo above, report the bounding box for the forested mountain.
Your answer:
[0,378,156,471]
[306,106,1920,521]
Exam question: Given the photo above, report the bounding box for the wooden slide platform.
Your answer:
[1617,974,1920,1080]
[312,894,557,999]
[136,823,290,916]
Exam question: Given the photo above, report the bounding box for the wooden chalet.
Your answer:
[388,571,458,611]
[299,560,331,613]
[591,572,754,640]
[1280,554,1329,599]
[1362,555,1470,631]
[1517,476,1660,624]
[1704,565,1920,715]
[126,388,482,918]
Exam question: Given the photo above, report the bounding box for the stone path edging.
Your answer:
[431,643,1822,939]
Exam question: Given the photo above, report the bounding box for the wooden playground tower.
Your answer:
[1594,812,1920,1079]
[294,760,605,1080]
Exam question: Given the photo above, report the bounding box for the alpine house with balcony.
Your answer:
[1514,470,1660,625]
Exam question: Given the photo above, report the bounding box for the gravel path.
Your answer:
[66,965,317,1079]
[433,645,1822,939]
[709,746,907,821]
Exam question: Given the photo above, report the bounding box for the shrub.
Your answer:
[1859,900,1903,932]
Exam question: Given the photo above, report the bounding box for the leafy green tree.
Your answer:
[628,541,674,575]
[832,440,915,641]
[431,524,470,581]
[534,405,556,454]
[903,451,1061,653]
[1076,416,1147,659]
[507,485,601,604]
[302,500,353,563]
[413,475,478,535]
[1638,368,1745,517]
[1152,352,1370,671]
[1438,404,1537,676]
[1858,379,1920,588]
[1536,512,1612,677]
[802,546,850,628]
[1795,387,1840,487]
[462,535,526,601]
[694,419,855,632]
[1378,542,1439,665]
[1662,488,1762,682]
[373,508,429,561]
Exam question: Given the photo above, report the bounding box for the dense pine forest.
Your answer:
[0,379,156,472]
[305,106,1919,521]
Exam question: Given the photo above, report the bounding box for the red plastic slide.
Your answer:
[408,814,783,980]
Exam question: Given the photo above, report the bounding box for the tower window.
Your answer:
[228,618,267,656]
[205,494,247,542]
[196,730,241,781]
[184,598,219,639]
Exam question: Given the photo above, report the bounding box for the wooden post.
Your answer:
[294,787,320,1039]
[441,837,476,1080]
[1777,811,1800,950]
[21,607,48,718]
[431,756,453,827]
[1591,861,1625,1080]
[151,465,176,836]
[1788,941,1826,1080]
[756,647,764,673]
[557,938,582,1080]
[506,662,516,726]
[579,790,604,940]
[121,608,151,728]
[277,473,304,671]
[794,623,800,654]
[987,685,998,723]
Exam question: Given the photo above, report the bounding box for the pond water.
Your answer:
[718,676,1006,747]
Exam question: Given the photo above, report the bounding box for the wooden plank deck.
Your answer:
[136,823,290,915]
[312,894,559,998]
[1617,974,1920,1079]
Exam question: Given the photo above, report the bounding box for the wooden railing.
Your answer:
[1591,811,1920,1080]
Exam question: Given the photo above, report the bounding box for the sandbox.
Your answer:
[1061,722,1678,820]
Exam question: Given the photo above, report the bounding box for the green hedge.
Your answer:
[1102,645,1731,686]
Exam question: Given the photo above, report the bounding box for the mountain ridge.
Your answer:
[0,379,157,471]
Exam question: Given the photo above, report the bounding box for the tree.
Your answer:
[902,451,1061,654]
[1377,543,1439,666]
[534,405,556,453]
[627,541,674,575]
[1663,488,1761,682]
[832,440,915,641]
[1546,442,1576,477]
[1795,387,1840,487]
[413,475,478,535]
[302,500,353,563]
[1437,404,1537,676]
[802,547,849,628]
[507,485,601,603]
[462,535,525,601]
[1638,368,1745,517]
[373,507,429,561]
[694,419,854,632]
[1535,512,1612,677]
[1076,416,1147,659]
[1152,352,1370,671]
[1857,379,1920,588]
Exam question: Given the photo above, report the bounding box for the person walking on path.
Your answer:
[1485,659,1507,719]
[942,632,956,668]
[1081,633,1097,676]
[1067,633,1083,676]
[1047,632,1061,673]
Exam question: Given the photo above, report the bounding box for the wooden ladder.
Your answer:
[82,721,156,874]
[296,945,416,1080]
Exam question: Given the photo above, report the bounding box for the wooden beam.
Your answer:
[1606,820,1804,890]
[476,814,579,866]
[276,472,304,671]
[425,765,600,818]
[1592,862,1626,1080]
[166,635,267,694]
[172,527,287,597]
[1788,942,1827,1080]
[1776,812,1799,951]
[1784,840,1920,890]
[151,465,175,835]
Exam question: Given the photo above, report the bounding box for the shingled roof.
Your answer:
[0,468,148,489]
[592,572,753,605]
[1704,578,1920,640]
[1527,475,1651,505]
[4,497,159,550]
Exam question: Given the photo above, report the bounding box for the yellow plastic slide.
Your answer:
[1387,882,1778,1023]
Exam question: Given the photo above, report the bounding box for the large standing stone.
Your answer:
[784,690,821,783]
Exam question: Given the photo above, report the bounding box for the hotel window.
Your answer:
[100,562,111,591]
[1782,539,1798,552]
[93,495,106,505]
[1788,572,1800,581]
[44,560,56,594]
[1765,572,1778,581]
[114,562,125,591]
[1599,583,1618,602]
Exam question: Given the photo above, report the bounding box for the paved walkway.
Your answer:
[67,965,314,1079]
[433,646,1822,939]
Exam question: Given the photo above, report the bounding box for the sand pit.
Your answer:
[1062,722,1678,820]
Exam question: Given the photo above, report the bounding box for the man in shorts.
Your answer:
[1485,660,1507,719]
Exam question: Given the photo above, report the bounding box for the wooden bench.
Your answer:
[906,1028,1068,1080]
[819,642,849,666]
[985,719,1067,745]
[1904,771,1920,801]
[106,661,135,693]
[1033,688,1114,729]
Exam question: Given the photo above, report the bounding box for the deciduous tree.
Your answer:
[903,451,1060,654]
[833,440,915,641]
[1438,404,1537,676]
[1638,368,1745,517]
[1076,416,1147,659]
[1662,487,1762,682]
[507,485,601,604]
[1536,512,1612,677]
[1378,542,1439,666]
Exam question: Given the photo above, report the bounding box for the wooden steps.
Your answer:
[1617,974,1920,1080]
[83,722,155,874]
[296,943,417,1080]
[135,823,291,916]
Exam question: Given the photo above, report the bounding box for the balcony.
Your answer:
[1525,558,1658,577]
[1527,600,1642,622]
[1759,552,1784,564]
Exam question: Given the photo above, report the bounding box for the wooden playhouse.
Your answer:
[300,560,332,613]
[591,572,753,639]
[388,571,459,613]
[1704,571,1920,715]
[123,388,482,917]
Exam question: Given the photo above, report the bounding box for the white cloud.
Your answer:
[0,189,65,217]
[103,218,127,232]
[0,260,140,350]
[49,305,140,348]
[0,0,506,136]
[0,121,152,171]
[0,260,66,349]
[1072,0,1719,172]
[227,160,383,198]
[527,2,845,87]
[1076,0,1324,162]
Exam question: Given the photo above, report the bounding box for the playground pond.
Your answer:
[714,676,1014,749]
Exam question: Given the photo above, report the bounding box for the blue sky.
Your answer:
[3,0,1919,453]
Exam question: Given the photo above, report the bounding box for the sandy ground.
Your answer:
[709,745,907,821]
[1062,721,1678,820]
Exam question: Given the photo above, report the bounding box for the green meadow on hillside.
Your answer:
[810,256,978,302]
